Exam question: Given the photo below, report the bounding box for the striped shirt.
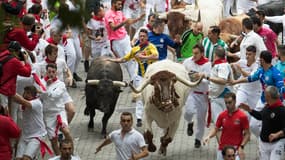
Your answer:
[202,37,228,62]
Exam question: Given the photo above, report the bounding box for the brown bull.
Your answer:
[167,12,191,40]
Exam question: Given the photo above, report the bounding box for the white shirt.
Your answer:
[22,99,47,139]
[109,128,147,160]
[235,59,261,93]
[87,18,109,48]
[49,155,81,160]
[183,57,211,92]
[35,59,69,82]
[40,79,66,113]
[239,30,267,61]
[209,63,232,98]
[33,39,65,62]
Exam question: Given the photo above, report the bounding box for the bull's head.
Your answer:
[129,71,203,113]
[86,79,127,112]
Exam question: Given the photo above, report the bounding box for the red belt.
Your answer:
[35,137,53,158]
[193,91,211,128]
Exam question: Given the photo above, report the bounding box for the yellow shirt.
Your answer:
[124,43,158,77]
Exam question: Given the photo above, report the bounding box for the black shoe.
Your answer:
[194,139,201,148]
[136,119,142,127]
[73,73,83,81]
[84,60,89,72]
[71,79,77,88]
[187,122,194,136]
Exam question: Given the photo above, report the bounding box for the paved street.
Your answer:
[48,62,259,160]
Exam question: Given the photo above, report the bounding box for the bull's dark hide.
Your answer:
[85,56,123,136]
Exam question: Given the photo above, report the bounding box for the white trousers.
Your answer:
[223,0,234,17]
[210,97,226,123]
[134,75,144,119]
[72,35,82,73]
[236,89,261,109]
[259,138,285,160]
[65,39,77,73]
[184,92,209,140]
[111,35,137,81]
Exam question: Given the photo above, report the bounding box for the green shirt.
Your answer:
[180,30,203,58]
[202,37,228,62]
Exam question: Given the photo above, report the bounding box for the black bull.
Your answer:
[84,57,125,136]
[248,1,284,37]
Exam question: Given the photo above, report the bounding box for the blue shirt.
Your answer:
[248,66,285,102]
[148,31,177,60]
[275,60,285,79]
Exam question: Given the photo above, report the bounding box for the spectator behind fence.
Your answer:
[0,41,31,115]
[0,110,21,160]
[3,14,41,51]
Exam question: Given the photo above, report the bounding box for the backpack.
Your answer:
[0,54,14,81]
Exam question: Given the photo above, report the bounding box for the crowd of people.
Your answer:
[0,0,285,160]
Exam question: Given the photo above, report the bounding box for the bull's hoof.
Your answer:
[88,122,94,129]
[84,107,90,116]
[159,146,167,156]
[148,143,157,152]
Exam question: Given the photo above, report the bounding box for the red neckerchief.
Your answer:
[139,41,149,48]
[18,8,27,18]
[165,0,169,11]
[32,0,41,4]
[45,58,56,64]
[33,14,41,23]
[146,24,152,30]
[213,58,227,66]
[32,73,46,91]
[267,99,283,109]
[44,76,58,83]
[46,38,58,45]
[195,56,209,65]
[92,15,103,21]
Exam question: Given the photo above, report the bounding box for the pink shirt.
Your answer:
[104,9,127,41]
[257,27,277,57]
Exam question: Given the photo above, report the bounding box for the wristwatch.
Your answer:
[206,76,210,80]
[240,145,244,149]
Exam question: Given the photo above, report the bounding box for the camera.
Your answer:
[18,50,26,61]
[31,24,44,35]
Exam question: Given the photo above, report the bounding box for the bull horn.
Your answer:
[158,12,167,20]
[185,15,191,21]
[113,81,128,87]
[87,79,100,85]
[176,74,203,87]
[129,78,150,93]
